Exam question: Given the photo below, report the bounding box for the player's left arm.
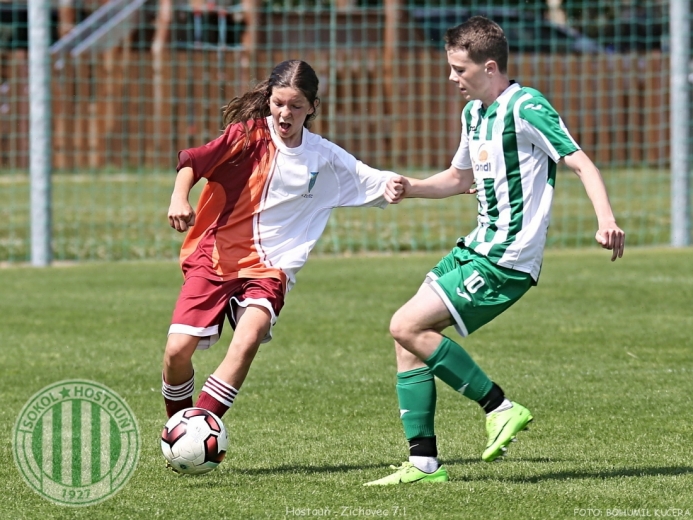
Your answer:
[331,145,402,208]
[562,150,625,261]
[519,97,625,261]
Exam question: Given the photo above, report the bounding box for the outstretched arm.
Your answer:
[383,175,406,204]
[563,150,625,261]
[402,166,475,200]
[168,166,197,232]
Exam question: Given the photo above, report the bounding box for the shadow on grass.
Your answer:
[171,460,693,487]
[455,465,693,483]
[448,457,558,464]
[234,459,480,476]
[175,458,561,481]
[173,459,481,485]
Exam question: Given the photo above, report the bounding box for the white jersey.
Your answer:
[451,82,580,280]
[178,116,395,290]
[260,117,394,288]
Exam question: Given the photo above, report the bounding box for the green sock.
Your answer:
[424,336,492,401]
[396,367,436,440]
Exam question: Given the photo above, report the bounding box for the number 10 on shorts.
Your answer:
[457,270,486,301]
[464,270,486,293]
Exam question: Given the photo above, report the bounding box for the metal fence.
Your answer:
[1,0,691,263]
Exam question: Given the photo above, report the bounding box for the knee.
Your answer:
[228,333,263,360]
[164,335,198,369]
[231,306,270,355]
[389,309,414,346]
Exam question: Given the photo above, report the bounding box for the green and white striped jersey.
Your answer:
[452,82,580,281]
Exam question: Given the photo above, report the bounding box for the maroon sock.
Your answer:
[161,373,195,419]
[195,392,229,418]
[195,375,238,419]
[164,396,193,419]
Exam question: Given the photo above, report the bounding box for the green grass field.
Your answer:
[0,166,672,262]
[1,248,692,519]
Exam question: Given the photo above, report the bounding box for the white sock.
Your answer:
[161,372,194,401]
[409,456,439,473]
[487,398,513,416]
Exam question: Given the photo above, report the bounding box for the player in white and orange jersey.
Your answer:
[160,60,404,424]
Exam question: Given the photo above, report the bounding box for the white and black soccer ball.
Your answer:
[161,407,228,475]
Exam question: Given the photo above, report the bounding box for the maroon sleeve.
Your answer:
[176,122,249,181]
[176,151,193,171]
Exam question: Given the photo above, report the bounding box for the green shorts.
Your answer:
[427,246,533,337]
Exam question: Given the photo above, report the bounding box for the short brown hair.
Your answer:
[444,16,509,74]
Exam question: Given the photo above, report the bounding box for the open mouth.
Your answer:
[279,122,291,131]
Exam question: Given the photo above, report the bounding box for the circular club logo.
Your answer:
[13,380,140,506]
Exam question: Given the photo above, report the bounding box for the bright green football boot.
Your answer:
[363,462,449,486]
[482,401,533,462]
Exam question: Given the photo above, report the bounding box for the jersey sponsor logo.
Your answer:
[524,103,543,111]
[473,145,494,178]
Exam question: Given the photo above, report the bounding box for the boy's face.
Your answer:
[268,87,315,148]
[446,48,493,104]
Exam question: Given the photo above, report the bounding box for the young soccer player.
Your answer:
[162,60,403,429]
[364,16,625,485]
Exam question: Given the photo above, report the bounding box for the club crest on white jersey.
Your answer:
[308,171,319,192]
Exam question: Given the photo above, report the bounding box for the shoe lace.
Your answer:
[388,461,415,473]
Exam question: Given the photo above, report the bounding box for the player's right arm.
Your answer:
[168,166,196,232]
[402,166,474,199]
[167,122,250,232]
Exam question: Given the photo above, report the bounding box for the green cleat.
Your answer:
[482,401,533,462]
[363,462,449,486]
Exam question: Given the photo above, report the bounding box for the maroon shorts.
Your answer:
[168,276,285,348]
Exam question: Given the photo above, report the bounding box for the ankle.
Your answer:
[409,456,439,473]
[486,398,513,416]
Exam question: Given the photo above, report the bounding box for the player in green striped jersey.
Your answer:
[365,16,625,486]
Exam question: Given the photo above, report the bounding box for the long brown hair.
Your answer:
[221,60,320,131]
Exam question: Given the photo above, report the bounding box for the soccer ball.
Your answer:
[161,407,228,475]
